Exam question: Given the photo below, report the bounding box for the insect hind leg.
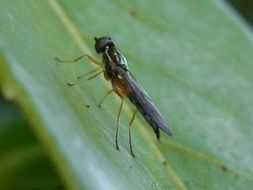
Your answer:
[129,109,138,158]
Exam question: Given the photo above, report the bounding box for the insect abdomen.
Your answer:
[127,91,172,140]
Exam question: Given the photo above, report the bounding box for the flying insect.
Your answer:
[56,36,172,157]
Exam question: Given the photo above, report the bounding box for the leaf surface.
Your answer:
[0,0,253,189]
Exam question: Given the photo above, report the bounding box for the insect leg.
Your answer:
[77,67,102,79]
[85,54,103,66]
[97,89,114,108]
[67,68,103,86]
[129,109,138,158]
[115,98,124,150]
[55,54,103,66]
[55,55,86,63]
[86,70,103,80]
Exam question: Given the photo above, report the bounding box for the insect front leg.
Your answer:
[55,54,103,66]
[55,54,104,86]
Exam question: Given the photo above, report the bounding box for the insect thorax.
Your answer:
[103,48,129,80]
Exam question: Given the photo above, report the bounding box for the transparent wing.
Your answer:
[116,66,172,138]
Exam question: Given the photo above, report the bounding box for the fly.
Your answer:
[56,36,172,157]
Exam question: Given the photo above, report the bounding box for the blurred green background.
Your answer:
[227,0,253,27]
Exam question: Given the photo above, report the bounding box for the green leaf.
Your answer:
[1,0,253,189]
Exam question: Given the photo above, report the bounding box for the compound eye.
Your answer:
[94,36,114,54]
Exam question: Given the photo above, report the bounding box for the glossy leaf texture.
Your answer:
[0,0,253,189]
